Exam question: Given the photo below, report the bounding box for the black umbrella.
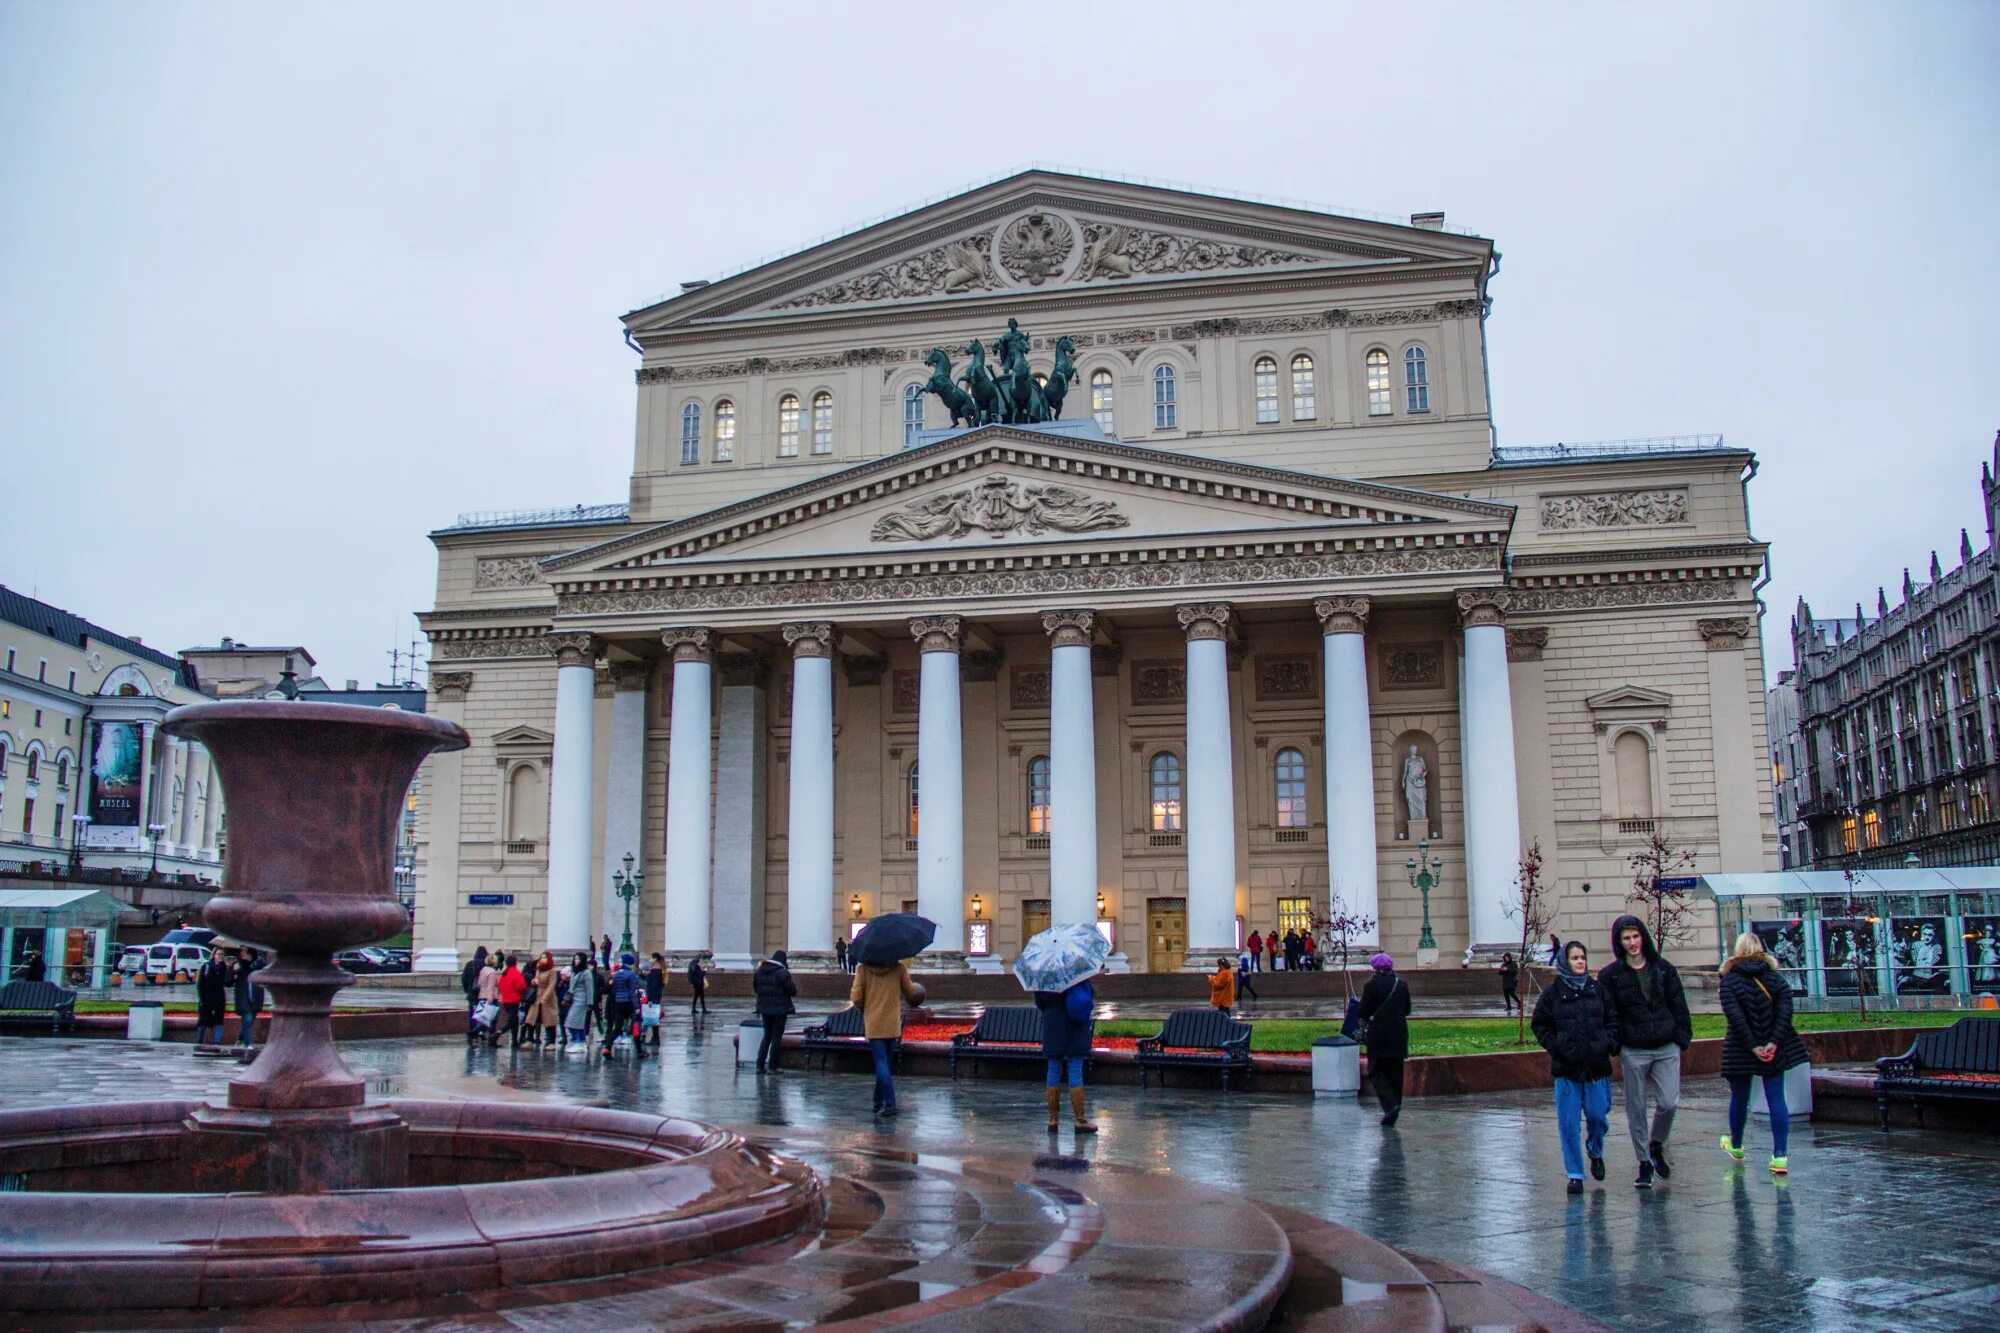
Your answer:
[850,912,936,966]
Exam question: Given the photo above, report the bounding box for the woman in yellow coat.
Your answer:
[850,960,924,1117]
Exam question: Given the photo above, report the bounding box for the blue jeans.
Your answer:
[235,1012,257,1045]
[869,1038,897,1109]
[1046,1056,1085,1087]
[1555,1077,1611,1179]
[194,1022,223,1046]
[1726,1072,1790,1157]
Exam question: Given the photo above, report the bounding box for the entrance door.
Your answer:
[1147,897,1188,973]
[1022,899,1051,943]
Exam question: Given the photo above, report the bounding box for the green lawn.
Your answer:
[1094,1010,1971,1056]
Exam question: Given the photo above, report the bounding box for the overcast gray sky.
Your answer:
[3,2,1995,687]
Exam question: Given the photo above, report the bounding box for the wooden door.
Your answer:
[1022,899,1052,943]
[1147,897,1187,973]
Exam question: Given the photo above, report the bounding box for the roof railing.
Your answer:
[1491,434,1731,464]
[444,502,629,532]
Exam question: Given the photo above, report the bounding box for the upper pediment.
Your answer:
[627,171,1492,332]
[544,425,1514,580]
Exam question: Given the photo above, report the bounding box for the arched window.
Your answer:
[1027,755,1052,834]
[0,740,10,779]
[777,394,801,458]
[679,401,702,465]
[1404,345,1430,413]
[1149,752,1183,831]
[1253,356,1279,424]
[907,760,920,837]
[1090,369,1115,434]
[1291,354,1316,420]
[1615,732,1654,817]
[902,383,926,447]
[1275,747,1307,828]
[507,765,546,842]
[811,391,834,455]
[1366,350,1392,416]
[1152,364,1177,430]
[712,399,736,462]
[56,756,69,788]
[24,750,37,782]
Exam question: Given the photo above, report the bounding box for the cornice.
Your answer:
[419,604,553,626]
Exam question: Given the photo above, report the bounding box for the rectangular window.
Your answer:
[1366,354,1392,416]
[777,397,800,458]
[37,660,47,682]
[1861,809,1881,848]
[3,649,12,672]
[1840,816,1858,853]
[66,670,76,691]
[1276,896,1313,938]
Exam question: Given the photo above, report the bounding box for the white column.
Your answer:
[543,634,598,953]
[1459,591,1522,949]
[413,671,471,972]
[711,652,769,971]
[662,628,715,960]
[1044,610,1099,929]
[1316,596,1380,945]
[598,660,650,949]
[1179,602,1239,968]
[784,623,837,968]
[912,615,967,967]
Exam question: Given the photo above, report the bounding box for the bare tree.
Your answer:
[1502,838,1553,1044]
[1626,830,1700,955]
[1309,889,1377,1001]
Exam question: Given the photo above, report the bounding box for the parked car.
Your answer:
[332,947,401,974]
[145,942,209,978]
[115,945,149,975]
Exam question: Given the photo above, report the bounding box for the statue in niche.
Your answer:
[1402,745,1429,826]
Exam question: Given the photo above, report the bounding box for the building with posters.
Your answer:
[412,171,1778,974]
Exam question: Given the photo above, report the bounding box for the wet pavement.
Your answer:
[5,999,1997,1331]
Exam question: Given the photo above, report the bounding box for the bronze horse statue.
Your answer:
[958,340,1002,426]
[922,348,979,428]
[993,340,1047,425]
[1042,336,1079,420]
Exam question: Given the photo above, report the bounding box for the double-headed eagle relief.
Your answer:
[922,318,1079,428]
[870,474,1129,543]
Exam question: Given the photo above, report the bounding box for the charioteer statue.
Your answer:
[920,320,1080,430]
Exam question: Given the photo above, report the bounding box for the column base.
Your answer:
[1415,946,1441,969]
[911,951,971,974]
[782,951,839,972]
[1102,952,1133,974]
[709,952,756,973]
[1466,943,1519,965]
[966,954,1006,975]
[1180,947,1240,974]
[411,947,462,974]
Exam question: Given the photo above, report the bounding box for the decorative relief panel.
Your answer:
[1380,643,1444,691]
[1011,667,1051,709]
[430,635,552,661]
[1507,627,1550,662]
[892,670,920,714]
[775,236,1002,309]
[997,212,1075,286]
[1131,660,1186,705]
[1539,489,1688,530]
[871,476,1129,542]
[1255,657,1316,702]
[1508,580,1743,613]
[473,556,552,590]
[1074,221,1312,282]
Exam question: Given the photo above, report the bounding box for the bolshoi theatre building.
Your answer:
[411,170,1776,975]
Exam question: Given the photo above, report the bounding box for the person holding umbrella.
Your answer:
[847,912,933,1118]
[1015,922,1109,1135]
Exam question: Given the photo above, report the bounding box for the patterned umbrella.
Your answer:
[1012,922,1110,993]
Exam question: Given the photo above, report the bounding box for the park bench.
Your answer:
[0,980,78,1034]
[798,1007,901,1072]
[950,1005,1076,1078]
[1874,1016,2000,1129]
[1135,1008,1253,1090]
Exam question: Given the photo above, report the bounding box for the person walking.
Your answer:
[523,952,561,1048]
[563,953,595,1050]
[1356,952,1411,1126]
[459,945,488,1039]
[686,952,710,1017]
[1208,956,1237,1013]
[1247,930,1264,973]
[834,935,848,974]
[1499,953,1520,1015]
[194,945,231,1047]
[644,953,667,1046]
[1035,976,1098,1133]
[1718,932,1807,1175]
[603,952,648,1059]
[491,953,528,1048]
[598,935,612,970]
[1301,931,1318,971]
[231,946,265,1048]
[1236,950,1261,1002]
[472,948,500,1044]
[753,949,798,1072]
[1532,940,1619,1194]
[1600,914,1692,1188]
[849,956,923,1117]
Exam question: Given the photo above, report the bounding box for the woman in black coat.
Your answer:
[752,950,798,1072]
[1531,941,1619,1192]
[1356,953,1412,1127]
[1718,932,1807,1173]
[194,945,231,1047]
[1035,979,1097,1134]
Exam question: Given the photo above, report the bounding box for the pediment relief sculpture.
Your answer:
[870,475,1128,543]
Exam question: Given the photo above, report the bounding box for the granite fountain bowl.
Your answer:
[0,701,824,1317]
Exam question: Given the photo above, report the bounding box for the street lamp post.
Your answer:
[68,813,91,877]
[611,853,644,957]
[1405,839,1444,967]
[146,823,168,880]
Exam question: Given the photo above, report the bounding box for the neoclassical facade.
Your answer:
[413,171,1776,971]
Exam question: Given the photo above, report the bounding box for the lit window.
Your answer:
[777,394,800,458]
[1366,350,1392,416]
[1253,356,1279,424]
[1090,369,1115,434]
[1149,752,1183,831]
[1275,747,1307,827]
[1027,755,1052,834]
[907,761,920,837]
[1277,895,1313,937]
[903,383,926,447]
[1153,364,1177,430]
[679,402,701,465]
[713,400,736,462]
[1291,355,1315,420]
[811,392,833,455]
[1404,345,1430,413]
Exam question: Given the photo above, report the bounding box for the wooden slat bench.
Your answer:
[0,981,78,1034]
[1875,1016,2000,1129]
[798,1007,902,1072]
[950,1005,1074,1078]
[1136,1008,1253,1090]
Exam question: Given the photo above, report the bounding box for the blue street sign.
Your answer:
[468,893,515,906]
[1654,877,1699,891]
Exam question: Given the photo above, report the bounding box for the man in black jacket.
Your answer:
[1599,914,1692,1188]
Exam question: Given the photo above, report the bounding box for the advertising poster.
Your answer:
[1752,919,1808,982]
[1888,917,1950,995]
[1963,917,2000,996]
[88,721,143,827]
[1820,918,1878,996]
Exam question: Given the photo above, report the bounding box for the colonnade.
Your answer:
[538,590,1523,969]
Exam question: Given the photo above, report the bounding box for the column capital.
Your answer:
[1506,627,1549,662]
[1313,596,1371,636]
[545,632,599,668]
[593,665,617,698]
[1176,602,1235,642]
[1698,617,1753,651]
[909,615,964,654]
[606,659,651,691]
[661,626,714,664]
[1455,589,1512,629]
[1041,609,1097,649]
[429,670,473,703]
[782,621,837,659]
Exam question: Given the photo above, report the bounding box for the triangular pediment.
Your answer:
[491,725,555,748]
[627,171,1492,332]
[545,426,1514,580]
[1585,685,1673,712]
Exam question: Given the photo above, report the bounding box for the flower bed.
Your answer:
[897,1021,1306,1062]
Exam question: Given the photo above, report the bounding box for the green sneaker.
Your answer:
[1769,1156,1788,1175]
[1719,1134,1745,1161]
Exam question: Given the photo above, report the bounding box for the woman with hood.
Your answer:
[1532,940,1619,1193]
[849,955,924,1117]
[563,953,595,1050]
[1035,976,1098,1134]
[459,945,488,1039]
[1598,914,1692,1188]
[522,951,561,1048]
[752,949,798,1072]
[1356,952,1411,1126]
[1718,932,1807,1174]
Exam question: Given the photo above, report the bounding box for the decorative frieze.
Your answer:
[870,476,1128,542]
[1313,596,1370,636]
[1456,589,1512,628]
[1380,643,1444,690]
[1177,602,1234,642]
[429,671,473,702]
[1074,220,1311,282]
[1255,657,1316,701]
[660,627,713,664]
[473,555,551,589]
[1131,660,1186,704]
[1507,580,1745,613]
[428,626,552,660]
[1539,489,1689,531]
[544,632,598,668]
[635,346,902,385]
[1011,667,1051,709]
[782,622,836,659]
[1506,627,1550,662]
[1698,617,1753,651]
[775,235,1003,308]
[1041,609,1096,648]
[908,615,964,654]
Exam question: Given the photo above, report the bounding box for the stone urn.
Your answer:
[162,700,467,1191]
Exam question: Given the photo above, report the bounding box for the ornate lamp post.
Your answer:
[1405,839,1444,967]
[68,813,91,877]
[146,822,168,880]
[611,853,644,956]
